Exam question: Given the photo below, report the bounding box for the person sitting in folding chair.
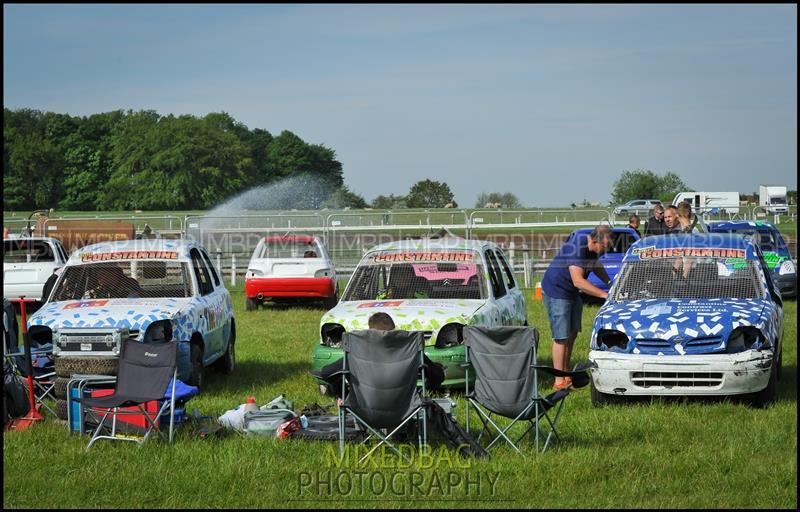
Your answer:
[80,340,180,450]
[463,325,590,455]
[313,312,445,398]
[334,327,429,463]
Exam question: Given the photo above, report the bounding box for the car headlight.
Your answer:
[321,323,344,347]
[726,326,767,353]
[435,323,464,349]
[144,321,173,344]
[596,329,628,351]
[778,260,796,275]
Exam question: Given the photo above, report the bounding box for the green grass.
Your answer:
[3,290,797,508]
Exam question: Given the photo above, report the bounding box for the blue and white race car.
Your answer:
[588,233,783,407]
[28,239,235,418]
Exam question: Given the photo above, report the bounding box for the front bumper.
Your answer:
[246,277,335,299]
[589,349,773,396]
[311,342,470,389]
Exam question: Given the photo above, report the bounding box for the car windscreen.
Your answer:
[711,228,780,253]
[612,256,763,301]
[51,261,194,300]
[258,240,318,259]
[3,240,56,263]
[344,250,486,301]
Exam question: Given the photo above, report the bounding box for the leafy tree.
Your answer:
[475,192,521,208]
[371,194,407,209]
[611,169,689,204]
[406,179,456,208]
[324,185,368,209]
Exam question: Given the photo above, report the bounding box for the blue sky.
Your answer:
[4,4,797,207]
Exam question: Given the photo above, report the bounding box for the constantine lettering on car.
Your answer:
[311,235,527,392]
[27,239,236,419]
[588,233,784,408]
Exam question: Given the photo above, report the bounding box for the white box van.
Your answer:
[671,191,741,215]
[759,185,788,214]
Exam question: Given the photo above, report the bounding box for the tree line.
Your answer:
[3,108,346,211]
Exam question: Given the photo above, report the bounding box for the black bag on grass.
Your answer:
[4,360,30,423]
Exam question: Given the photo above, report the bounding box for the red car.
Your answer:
[244,236,338,310]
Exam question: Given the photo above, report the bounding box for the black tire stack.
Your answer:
[52,357,119,420]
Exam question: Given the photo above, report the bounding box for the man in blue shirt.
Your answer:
[542,225,612,389]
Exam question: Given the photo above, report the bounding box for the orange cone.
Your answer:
[534,282,543,301]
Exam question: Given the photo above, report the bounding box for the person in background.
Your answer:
[676,202,699,233]
[663,205,681,234]
[627,214,641,236]
[644,204,666,236]
[314,312,445,399]
[541,224,613,390]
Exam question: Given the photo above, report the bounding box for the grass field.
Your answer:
[3,285,796,509]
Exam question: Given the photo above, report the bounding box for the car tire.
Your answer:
[246,298,259,311]
[55,398,69,421]
[55,357,118,378]
[187,344,205,389]
[54,377,71,399]
[324,292,338,310]
[590,379,617,407]
[214,325,235,375]
[749,359,778,409]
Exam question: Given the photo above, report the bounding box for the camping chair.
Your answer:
[336,330,428,463]
[80,340,178,450]
[463,326,589,455]
[3,344,56,417]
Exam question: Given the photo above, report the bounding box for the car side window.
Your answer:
[495,249,517,290]
[199,249,221,287]
[484,250,507,298]
[190,249,214,296]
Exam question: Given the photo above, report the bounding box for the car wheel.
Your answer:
[590,379,617,407]
[246,298,259,311]
[324,292,338,310]
[55,357,118,378]
[188,344,205,389]
[214,325,235,375]
[54,377,71,399]
[749,359,777,409]
[55,398,69,420]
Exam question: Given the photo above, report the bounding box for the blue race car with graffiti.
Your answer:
[27,239,235,419]
[706,220,796,299]
[588,233,783,408]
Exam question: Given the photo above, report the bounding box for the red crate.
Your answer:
[88,388,160,430]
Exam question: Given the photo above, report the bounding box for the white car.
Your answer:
[613,199,662,217]
[27,239,236,418]
[244,235,338,310]
[311,236,528,389]
[3,236,70,304]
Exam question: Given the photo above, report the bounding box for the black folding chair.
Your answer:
[336,330,428,463]
[3,345,56,417]
[81,340,178,450]
[463,326,589,455]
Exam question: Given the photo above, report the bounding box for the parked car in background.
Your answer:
[311,236,527,391]
[706,221,796,299]
[589,233,784,408]
[27,239,236,419]
[244,235,338,310]
[3,237,70,308]
[613,199,662,217]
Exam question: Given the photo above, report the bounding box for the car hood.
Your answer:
[321,299,486,331]
[593,298,770,355]
[28,298,192,330]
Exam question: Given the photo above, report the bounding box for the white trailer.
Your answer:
[671,191,741,215]
[759,185,788,214]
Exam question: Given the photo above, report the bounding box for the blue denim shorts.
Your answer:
[542,292,583,341]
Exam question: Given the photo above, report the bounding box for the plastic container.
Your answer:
[300,414,309,429]
[243,396,258,414]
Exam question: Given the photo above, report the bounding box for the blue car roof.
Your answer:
[625,233,758,262]
[706,220,778,232]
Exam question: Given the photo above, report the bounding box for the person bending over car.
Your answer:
[314,312,445,398]
[541,224,612,390]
